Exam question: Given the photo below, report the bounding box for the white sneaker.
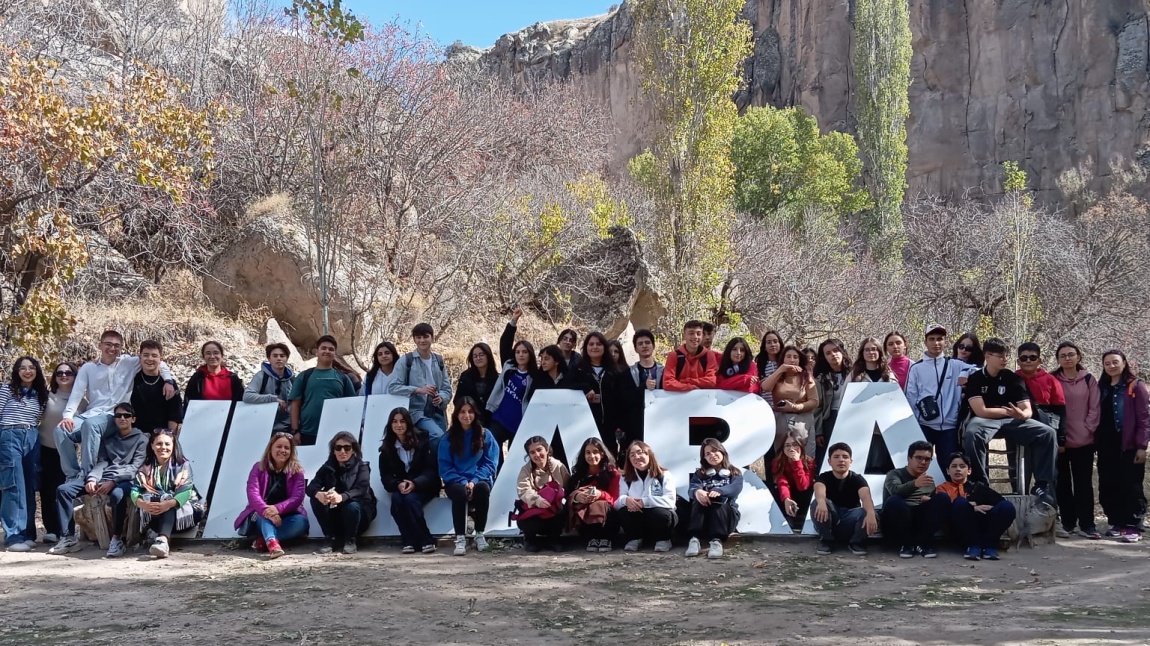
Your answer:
[22,539,36,549]
[421,544,437,554]
[453,536,467,556]
[624,539,641,552]
[106,537,126,558]
[42,533,58,544]
[401,545,416,554]
[149,537,170,559]
[6,541,31,552]
[1055,526,1071,539]
[48,535,81,555]
[653,540,672,553]
[707,539,724,559]
[474,533,489,552]
[684,537,701,557]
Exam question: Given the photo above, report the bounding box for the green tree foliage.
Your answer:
[731,105,870,225]
[852,0,912,262]
[630,0,753,324]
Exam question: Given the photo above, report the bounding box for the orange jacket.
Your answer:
[663,345,718,391]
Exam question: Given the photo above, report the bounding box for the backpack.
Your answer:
[404,351,446,385]
[674,350,708,380]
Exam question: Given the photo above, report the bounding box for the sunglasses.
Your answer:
[334,444,354,452]
[152,428,175,436]
[114,413,134,419]
[957,344,975,351]
[54,370,75,377]
[1019,355,1040,362]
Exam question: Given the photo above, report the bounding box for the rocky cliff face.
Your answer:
[472,0,1150,200]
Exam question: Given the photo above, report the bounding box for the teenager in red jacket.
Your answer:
[716,337,759,392]
[773,429,815,530]
[664,320,718,392]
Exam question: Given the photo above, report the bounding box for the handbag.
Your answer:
[914,359,949,422]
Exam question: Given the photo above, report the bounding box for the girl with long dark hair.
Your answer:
[566,437,621,552]
[379,407,439,554]
[684,438,743,558]
[134,429,203,559]
[363,341,400,396]
[577,332,636,454]
[850,337,895,383]
[755,330,785,405]
[0,356,48,551]
[717,337,758,393]
[884,332,911,389]
[515,435,569,552]
[1051,341,1101,539]
[616,441,678,552]
[1097,350,1148,543]
[813,338,851,461]
[438,397,499,555]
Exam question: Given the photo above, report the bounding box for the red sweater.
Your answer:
[717,361,759,393]
[775,456,815,501]
[200,366,235,400]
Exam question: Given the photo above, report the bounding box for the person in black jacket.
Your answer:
[378,407,439,554]
[183,341,244,411]
[938,452,1016,561]
[307,431,377,555]
[575,333,638,456]
[454,342,498,425]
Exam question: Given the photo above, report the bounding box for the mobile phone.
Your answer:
[774,400,791,410]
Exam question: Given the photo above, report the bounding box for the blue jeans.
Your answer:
[416,414,446,454]
[0,425,39,545]
[247,513,309,543]
[55,413,114,480]
[811,499,867,544]
[55,478,132,538]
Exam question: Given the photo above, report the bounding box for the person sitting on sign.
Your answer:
[881,440,950,559]
[133,429,203,559]
[236,432,309,559]
[615,441,678,553]
[378,407,439,555]
[936,452,1016,561]
[811,442,878,556]
[773,428,816,530]
[438,397,499,556]
[514,435,569,553]
[307,431,377,555]
[684,438,743,559]
[566,437,621,553]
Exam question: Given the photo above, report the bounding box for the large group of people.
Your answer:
[0,315,1145,561]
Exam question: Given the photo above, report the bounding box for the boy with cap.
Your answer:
[905,324,976,465]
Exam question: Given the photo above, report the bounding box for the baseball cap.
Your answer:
[924,324,948,337]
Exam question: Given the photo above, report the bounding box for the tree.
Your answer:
[852,0,912,262]
[731,105,869,225]
[629,0,753,325]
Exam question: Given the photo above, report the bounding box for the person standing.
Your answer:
[389,324,452,453]
[0,357,48,551]
[184,341,244,406]
[1096,350,1149,543]
[1052,342,1101,539]
[39,361,82,544]
[290,335,358,446]
[884,332,911,389]
[244,343,296,433]
[906,324,975,468]
[131,340,184,435]
[438,398,499,556]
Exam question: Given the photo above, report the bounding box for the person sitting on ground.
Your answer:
[811,442,878,556]
[0,356,48,552]
[290,335,358,446]
[39,361,83,546]
[236,432,308,559]
[184,340,244,407]
[716,337,759,393]
[439,397,499,556]
[133,429,203,559]
[566,437,621,553]
[961,337,1058,511]
[50,402,147,557]
[773,428,815,530]
[615,440,678,553]
[454,342,498,425]
[685,438,743,559]
[936,452,1016,560]
[663,320,718,392]
[362,341,400,397]
[131,340,183,435]
[307,431,377,555]
[881,440,950,559]
[515,435,570,553]
[243,343,296,434]
[378,407,439,554]
[389,323,452,453]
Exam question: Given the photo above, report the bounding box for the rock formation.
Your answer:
[469,0,1150,201]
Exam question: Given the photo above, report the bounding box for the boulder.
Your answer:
[536,226,666,338]
[257,318,307,370]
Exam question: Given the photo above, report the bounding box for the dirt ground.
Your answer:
[1,533,1148,646]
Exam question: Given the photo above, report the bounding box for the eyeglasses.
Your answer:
[910,455,933,463]
[334,444,354,452]
[957,344,975,351]
[1019,355,1040,362]
[102,342,122,349]
[54,370,74,377]
[114,413,134,419]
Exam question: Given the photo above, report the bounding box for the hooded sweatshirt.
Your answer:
[1054,370,1100,449]
[663,344,718,392]
[244,362,296,430]
[185,365,244,408]
[87,427,147,483]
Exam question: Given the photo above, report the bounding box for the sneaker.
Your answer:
[816,540,834,555]
[920,545,938,559]
[149,537,170,559]
[267,538,284,559]
[653,540,672,553]
[1105,527,1124,538]
[1031,485,1057,514]
[898,545,915,559]
[421,544,437,554]
[342,541,358,555]
[1055,526,1072,539]
[586,539,600,553]
[6,541,32,552]
[401,545,416,554]
[1121,529,1142,543]
[624,539,641,552]
[252,537,267,552]
[524,540,541,553]
[1082,528,1102,540]
[963,546,981,561]
[106,537,126,558]
[685,537,701,557]
[22,539,35,549]
[598,539,612,553]
[453,536,467,556]
[317,544,334,555]
[706,539,723,559]
[474,533,489,552]
[48,535,81,555]
[981,547,1001,560]
[41,533,58,544]
[847,543,867,556]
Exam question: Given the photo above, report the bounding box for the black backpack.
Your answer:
[674,350,708,380]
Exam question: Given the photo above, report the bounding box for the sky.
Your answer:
[335,1,617,48]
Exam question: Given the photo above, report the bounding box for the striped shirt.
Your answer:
[0,385,45,427]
